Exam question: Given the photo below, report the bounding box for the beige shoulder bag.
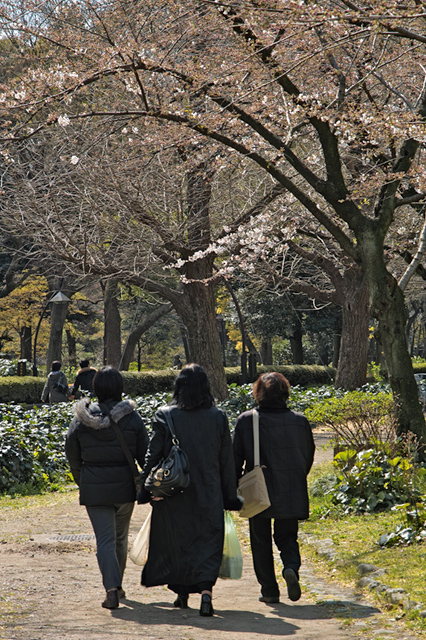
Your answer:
[237,409,271,518]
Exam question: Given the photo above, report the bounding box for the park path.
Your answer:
[0,431,420,640]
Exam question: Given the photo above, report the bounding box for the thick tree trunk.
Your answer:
[335,271,369,389]
[176,279,228,400]
[261,338,273,365]
[361,232,426,444]
[46,299,69,370]
[103,280,122,368]
[120,303,173,370]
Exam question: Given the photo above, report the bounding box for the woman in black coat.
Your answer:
[138,364,242,617]
[65,366,149,610]
[233,372,315,604]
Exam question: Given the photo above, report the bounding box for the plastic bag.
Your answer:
[219,511,243,579]
[129,509,152,566]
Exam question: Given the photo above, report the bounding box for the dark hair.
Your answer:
[51,361,61,372]
[171,363,214,410]
[93,366,123,402]
[253,372,290,408]
[80,359,89,368]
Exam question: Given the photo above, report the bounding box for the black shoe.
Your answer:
[259,595,279,603]
[199,593,214,617]
[283,568,301,602]
[118,588,126,599]
[102,589,119,609]
[174,594,189,608]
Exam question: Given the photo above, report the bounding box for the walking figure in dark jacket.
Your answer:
[233,372,315,603]
[138,363,242,617]
[65,366,149,610]
[41,360,69,403]
[70,359,97,399]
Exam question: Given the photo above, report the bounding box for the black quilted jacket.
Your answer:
[233,406,315,520]
[65,398,148,506]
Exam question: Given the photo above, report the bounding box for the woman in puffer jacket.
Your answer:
[65,366,148,610]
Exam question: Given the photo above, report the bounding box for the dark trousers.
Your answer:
[86,502,134,591]
[249,515,300,597]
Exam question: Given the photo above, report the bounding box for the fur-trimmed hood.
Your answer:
[75,398,136,430]
[77,366,97,375]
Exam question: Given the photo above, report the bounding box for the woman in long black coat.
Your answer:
[233,372,315,604]
[138,364,242,617]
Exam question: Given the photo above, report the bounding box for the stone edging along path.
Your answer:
[302,533,426,619]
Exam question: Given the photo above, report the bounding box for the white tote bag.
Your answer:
[129,509,152,566]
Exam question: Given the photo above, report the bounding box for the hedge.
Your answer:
[0,365,336,404]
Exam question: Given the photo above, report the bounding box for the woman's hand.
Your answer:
[151,496,164,502]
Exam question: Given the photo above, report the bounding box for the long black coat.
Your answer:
[233,406,315,520]
[139,405,240,590]
[65,398,148,506]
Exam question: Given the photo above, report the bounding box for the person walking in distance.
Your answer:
[70,359,97,399]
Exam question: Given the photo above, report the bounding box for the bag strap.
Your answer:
[163,407,180,445]
[100,403,139,479]
[252,408,260,467]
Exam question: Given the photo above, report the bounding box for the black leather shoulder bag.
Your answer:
[144,408,190,498]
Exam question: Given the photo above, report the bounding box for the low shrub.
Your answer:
[0,403,75,493]
[304,387,395,452]
[0,364,336,404]
[330,446,424,514]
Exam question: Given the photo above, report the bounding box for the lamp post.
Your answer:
[32,291,71,376]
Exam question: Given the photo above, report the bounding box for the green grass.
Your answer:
[302,461,426,634]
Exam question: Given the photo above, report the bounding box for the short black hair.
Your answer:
[171,364,214,410]
[80,359,89,368]
[93,366,123,402]
[51,361,61,372]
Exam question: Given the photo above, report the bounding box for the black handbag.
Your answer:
[144,408,190,498]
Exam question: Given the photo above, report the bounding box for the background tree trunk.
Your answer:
[102,280,122,368]
[46,298,70,371]
[260,338,273,365]
[66,329,77,368]
[335,272,369,389]
[20,326,32,360]
[120,303,173,370]
[290,321,304,364]
[176,281,228,400]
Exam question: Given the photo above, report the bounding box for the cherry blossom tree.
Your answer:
[1,1,426,437]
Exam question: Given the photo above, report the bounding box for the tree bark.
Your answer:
[175,277,228,400]
[335,271,369,389]
[66,329,77,368]
[102,279,122,368]
[120,303,173,370]
[46,298,70,370]
[20,325,32,360]
[360,230,425,444]
[260,338,273,365]
[290,321,304,364]
[332,333,341,369]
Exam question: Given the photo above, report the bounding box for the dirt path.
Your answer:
[0,431,419,640]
